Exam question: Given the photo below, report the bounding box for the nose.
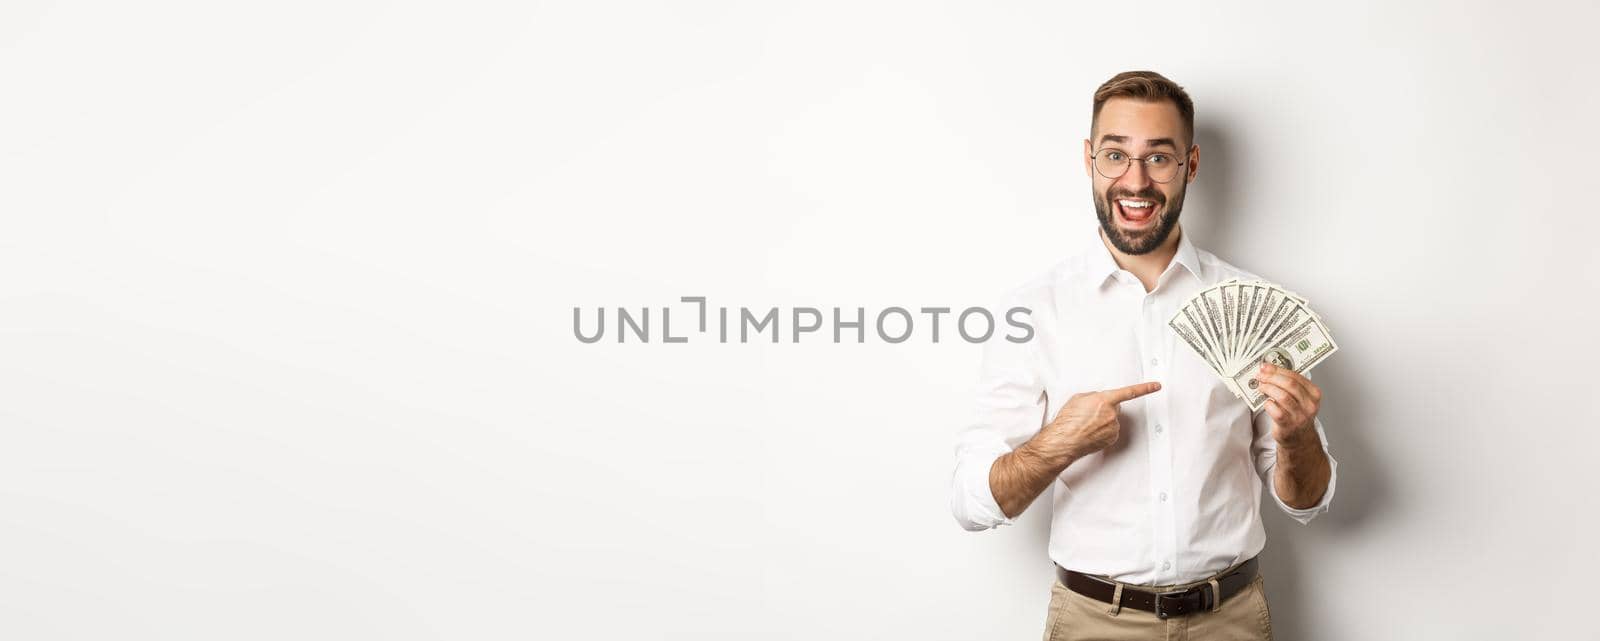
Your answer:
[1118,159,1154,191]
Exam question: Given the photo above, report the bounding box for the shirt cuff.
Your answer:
[1264,437,1338,525]
[952,449,1017,531]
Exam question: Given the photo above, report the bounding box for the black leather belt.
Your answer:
[1055,557,1259,619]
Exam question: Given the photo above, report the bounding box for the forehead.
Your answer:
[1093,97,1186,146]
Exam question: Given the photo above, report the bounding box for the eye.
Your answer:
[1146,154,1171,166]
[1104,150,1126,161]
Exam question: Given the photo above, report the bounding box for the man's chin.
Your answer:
[1114,222,1157,239]
[1106,227,1162,255]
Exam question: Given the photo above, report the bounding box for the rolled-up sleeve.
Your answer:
[1251,408,1338,525]
[949,302,1049,532]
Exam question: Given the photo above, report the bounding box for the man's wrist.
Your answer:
[1018,434,1076,473]
[1276,425,1322,459]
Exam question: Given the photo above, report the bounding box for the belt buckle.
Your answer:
[1154,587,1205,620]
[1154,590,1176,619]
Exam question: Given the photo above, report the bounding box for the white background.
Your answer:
[3,1,1598,639]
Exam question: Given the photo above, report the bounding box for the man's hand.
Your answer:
[1028,381,1163,467]
[1256,362,1332,510]
[989,381,1161,519]
[1255,362,1321,447]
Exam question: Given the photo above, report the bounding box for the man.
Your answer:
[949,71,1336,641]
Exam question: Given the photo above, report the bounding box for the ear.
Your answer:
[1186,144,1200,184]
[1083,139,1094,178]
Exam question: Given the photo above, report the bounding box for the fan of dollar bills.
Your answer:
[1167,279,1338,412]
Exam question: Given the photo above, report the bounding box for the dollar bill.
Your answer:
[1229,314,1338,412]
[1169,312,1226,379]
[1169,280,1338,412]
[1220,283,1237,361]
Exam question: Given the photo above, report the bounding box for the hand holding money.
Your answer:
[1255,361,1322,444]
[1167,279,1338,413]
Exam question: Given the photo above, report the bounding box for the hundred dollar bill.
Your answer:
[1229,314,1338,412]
[1238,282,1267,359]
[1220,283,1237,362]
[1198,287,1228,367]
[1252,301,1309,366]
[1170,280,1339,411]
[1233,282,1252,362]
[1171,310,1228,380]
[1169,312,1228,381]
[1241,288,1294,363]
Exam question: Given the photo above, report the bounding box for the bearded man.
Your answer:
[950,70,1336,641]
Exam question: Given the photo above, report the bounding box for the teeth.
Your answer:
[1119,200,1153,209]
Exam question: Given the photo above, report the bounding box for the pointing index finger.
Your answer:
[1102,381,1162,404]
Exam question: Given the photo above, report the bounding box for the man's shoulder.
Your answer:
[1193,246,1267,284]
[998,257,1080,305]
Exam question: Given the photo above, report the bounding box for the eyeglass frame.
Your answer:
[1088,146,1191,184]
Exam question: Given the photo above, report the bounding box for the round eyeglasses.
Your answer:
[1091,148,1186,183]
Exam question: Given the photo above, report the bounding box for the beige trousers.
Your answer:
[1042,570,1273,641]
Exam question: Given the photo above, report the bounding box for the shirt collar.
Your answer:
[1081,225,1205,290]
[1171,227,1204,282]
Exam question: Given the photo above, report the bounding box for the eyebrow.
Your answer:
[1097,134,1180,150]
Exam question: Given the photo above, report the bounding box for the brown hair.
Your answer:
[1091,71,1195,145]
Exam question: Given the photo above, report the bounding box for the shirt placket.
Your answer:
[1137,286,1179,585]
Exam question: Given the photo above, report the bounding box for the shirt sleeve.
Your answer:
[949,303,1049,532]
[1250,391,1338,525]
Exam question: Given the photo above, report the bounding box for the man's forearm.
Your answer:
[989,438,1075,519]
[1273,434,1331,509]
[984,384,1153,520]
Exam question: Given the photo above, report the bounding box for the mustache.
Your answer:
[1106,188,1165,204]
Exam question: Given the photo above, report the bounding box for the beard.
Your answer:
[1094,184,1185,255]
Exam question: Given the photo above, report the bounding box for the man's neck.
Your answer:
[1099,224,1183,293]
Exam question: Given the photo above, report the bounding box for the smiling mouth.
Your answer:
[1115,198,1160,226]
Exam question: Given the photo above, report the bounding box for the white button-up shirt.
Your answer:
[949,225,1337,586]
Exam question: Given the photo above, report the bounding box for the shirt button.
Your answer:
[1162,561,1172,571]
[1149,357,1159,366]
[1154,423,1163,434]
[1159,492,1168,502]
